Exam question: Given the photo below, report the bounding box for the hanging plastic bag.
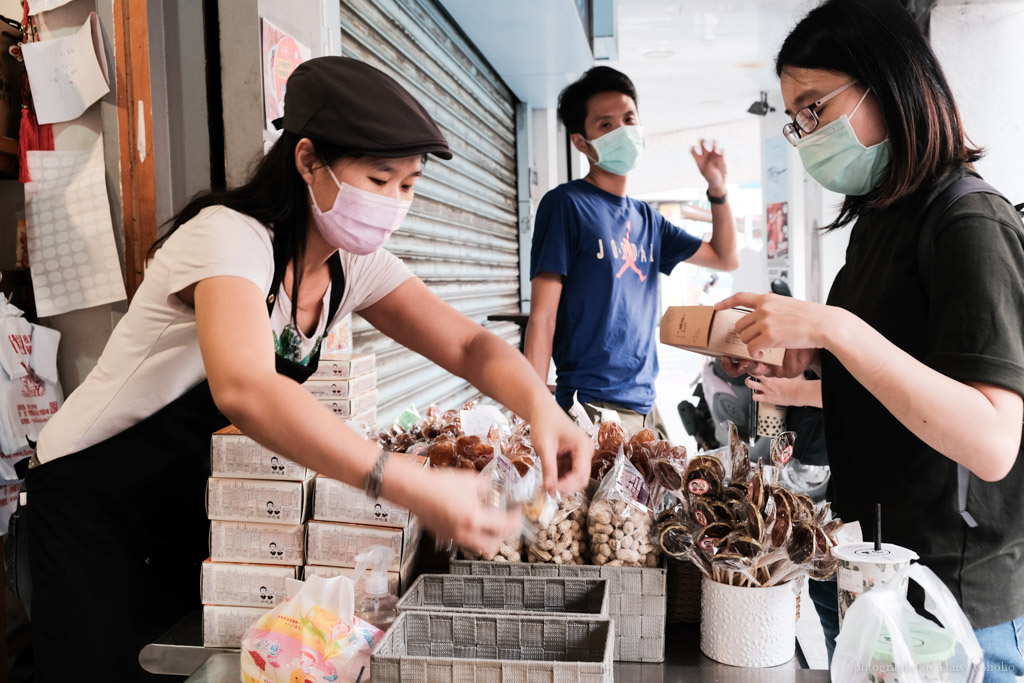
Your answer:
[241,574,384,683]
[587,448,658,568]
[832,563,984,683]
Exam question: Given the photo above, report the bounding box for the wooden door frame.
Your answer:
[113,0,156,302]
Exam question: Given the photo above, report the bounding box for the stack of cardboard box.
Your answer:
[201,427,313,647]
[304,453,426,595]
[307,352,378,428]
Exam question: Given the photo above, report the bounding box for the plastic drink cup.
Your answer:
[756,402,787,438]
[833,542,919,626]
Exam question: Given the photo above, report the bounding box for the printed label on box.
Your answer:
[201,560,299,608]
[304,372,377,399]
[206,477,312,525]
[202,605,270,648]
[313,455,425,527]
[309,353,375,379]
[210,425,310,481]
[319,389,378,419]
[209,520,305,565]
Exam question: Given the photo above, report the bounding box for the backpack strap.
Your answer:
[916,175,1011,530]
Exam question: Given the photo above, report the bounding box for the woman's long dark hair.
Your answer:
[776,0,983,231]
[153,132,352,327]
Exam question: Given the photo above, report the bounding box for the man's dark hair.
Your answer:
[776,0,982,231]
[557,66,638,137]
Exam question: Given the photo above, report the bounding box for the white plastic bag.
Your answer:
[833,563,984,683]
[241,574,384,683]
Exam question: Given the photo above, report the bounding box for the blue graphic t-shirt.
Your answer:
[531,179,702,413]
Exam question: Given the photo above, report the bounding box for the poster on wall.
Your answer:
[766,201,789,261]
[763,135,791,281]
[261,18,311,131]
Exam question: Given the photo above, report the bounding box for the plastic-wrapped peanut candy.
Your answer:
[459,454,529,563]
[526,492,589,565]
[462,539,524,563]
[588,451,659,568]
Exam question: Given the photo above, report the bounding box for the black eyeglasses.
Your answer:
[782,80,857,146]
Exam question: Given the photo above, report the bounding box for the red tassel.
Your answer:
[18,107,38,184]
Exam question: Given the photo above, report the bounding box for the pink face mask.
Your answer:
[307,166,412,254]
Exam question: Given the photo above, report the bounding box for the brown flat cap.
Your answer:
[277,56,452,160]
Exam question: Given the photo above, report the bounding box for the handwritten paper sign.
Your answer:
[21,11,110,125]
[24,137,126,317]
[27,0,75,15]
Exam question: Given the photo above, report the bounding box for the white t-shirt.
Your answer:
[36,205,413,464]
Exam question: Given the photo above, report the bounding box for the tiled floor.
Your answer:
[654,343,830,671]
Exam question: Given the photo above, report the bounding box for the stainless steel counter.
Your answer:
[142,612,830,682]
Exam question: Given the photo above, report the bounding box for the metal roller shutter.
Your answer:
[340,0,522,424]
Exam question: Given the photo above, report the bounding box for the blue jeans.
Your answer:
[809,579,1024,682]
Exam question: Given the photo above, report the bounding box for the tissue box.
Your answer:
[209,520,305,566]
[305,519,421,571]
[319,390,378,419]
[206,476,313,525]
[304,372,376,399]
[210,425,310,481]
[660,306,784,366]
[312,455,426,528]
[310,353,375,379]
[200,560,300,607]
[202,605,269,648]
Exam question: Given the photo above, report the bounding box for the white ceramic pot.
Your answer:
[700,576,796,667]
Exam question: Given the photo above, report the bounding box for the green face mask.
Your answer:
[797,89,890,196]
[587,125,645,176]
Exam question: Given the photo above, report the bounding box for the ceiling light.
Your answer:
[735,60,767,69]
[747,91,775,116]
[643,49,675,59]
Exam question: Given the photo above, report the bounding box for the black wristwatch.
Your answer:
[707,189,727,204]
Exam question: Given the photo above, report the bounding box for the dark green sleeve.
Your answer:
[926,194,1024,397]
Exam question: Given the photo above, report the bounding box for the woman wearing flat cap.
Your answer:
[27,56,593,681]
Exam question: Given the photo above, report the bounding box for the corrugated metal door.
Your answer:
[341,0,521,423]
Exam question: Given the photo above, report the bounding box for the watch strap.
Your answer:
[364,449,390,499]
[707,189,727,204]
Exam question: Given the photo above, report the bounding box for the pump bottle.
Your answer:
[352,544,398,631]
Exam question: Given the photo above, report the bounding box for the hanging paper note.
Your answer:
[24,137,126,317]
[27,0,75,14]
[21,11,110,125]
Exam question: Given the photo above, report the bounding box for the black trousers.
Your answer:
[26,438,210,682]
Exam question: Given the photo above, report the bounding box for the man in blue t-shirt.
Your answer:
[525,66,739,435]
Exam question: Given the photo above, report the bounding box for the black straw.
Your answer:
[356,666,365,683]
[874,503,882,551]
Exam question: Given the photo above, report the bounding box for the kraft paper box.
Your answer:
[200,559,300,608]
[210,425,310,481]
[305,519,421,571]
[312,455,426,528]
[310,353,376,379]
[660,306,785,366]
[319,389,378,419]
[202,604,269,648]
[304,371,377,399]
[206,476,313,525]
[209,520,305,566]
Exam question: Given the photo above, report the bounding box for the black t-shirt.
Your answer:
[822,166,1024,628]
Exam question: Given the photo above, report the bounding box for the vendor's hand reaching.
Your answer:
[746,374,822,409]
[413,468,522,557]
[691,139,728,195]
[529,408,594,494]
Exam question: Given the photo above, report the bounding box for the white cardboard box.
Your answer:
[305,519,421,571]
[303,372,377,399]
[209,520,305,566]
[312,455,426,528]
[343,407,378,432]
[310,353,376,379]
[206,476,313,525]
[200,560,299,608]
[202,605,269,648]
[210,425,310,481]
[303,532,419,595]
[319,390,378,419]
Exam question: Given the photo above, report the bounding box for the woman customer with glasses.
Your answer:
[716,0,1024,678]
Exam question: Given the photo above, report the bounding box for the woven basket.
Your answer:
[398,574,608,617]
[665,557,702,623]
[372,611,615,683]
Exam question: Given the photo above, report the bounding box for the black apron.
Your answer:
[25,252,344,683]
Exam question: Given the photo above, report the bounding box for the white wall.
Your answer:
[932,2,1024,197]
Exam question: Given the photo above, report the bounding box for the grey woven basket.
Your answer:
[398,573,608,617]
[372,611,614,683]
[449,558,666,663]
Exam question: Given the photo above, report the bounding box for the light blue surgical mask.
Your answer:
[587,125,645,176]
[797,89,890,196]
